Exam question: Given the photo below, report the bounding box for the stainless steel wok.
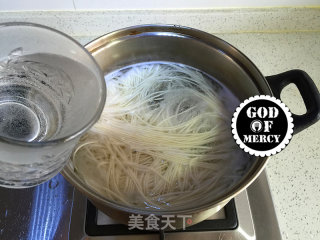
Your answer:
[62,24,320,229]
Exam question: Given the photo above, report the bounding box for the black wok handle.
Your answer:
[266,70,320,134]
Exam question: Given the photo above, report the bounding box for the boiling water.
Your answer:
[0,50,91,142]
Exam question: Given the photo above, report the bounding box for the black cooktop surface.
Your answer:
[85,199,238,237]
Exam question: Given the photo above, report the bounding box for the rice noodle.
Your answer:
[72,62,249,210]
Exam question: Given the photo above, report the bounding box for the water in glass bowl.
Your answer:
[0,49,94,142]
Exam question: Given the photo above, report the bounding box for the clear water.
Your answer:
[77,61,250,210]
[0,49,86,142]
[0,102,40,141]
[105,61,240,113]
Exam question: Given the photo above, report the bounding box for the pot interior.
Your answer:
[63,25,270,215]
[88,25,271,101]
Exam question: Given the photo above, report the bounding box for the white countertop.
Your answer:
[1,8,319,240]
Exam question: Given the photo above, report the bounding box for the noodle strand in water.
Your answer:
[72,62,249,210]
